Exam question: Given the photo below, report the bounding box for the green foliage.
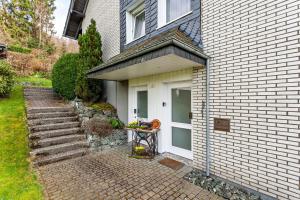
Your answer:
[78,19,102,67]
[90,102,117,113]
[52,53,80,100]
[44,43,56,55]
[0,0,33,43]
[0,0,56,48]
[32,71,51,79]
[0,86,43,199]
[8,44,32,54]
[17,75,52,88]
[109,118,125,129]
[75,19,103,101]
[0,61,15,97]
[27,37,39,48]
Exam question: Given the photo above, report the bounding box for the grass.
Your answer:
[17,75,52,88]
[0,75,50,200]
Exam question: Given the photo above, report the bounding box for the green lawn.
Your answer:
[17,75,52,88]
[0,76,50,200]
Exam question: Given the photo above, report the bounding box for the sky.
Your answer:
[54,0,71,37]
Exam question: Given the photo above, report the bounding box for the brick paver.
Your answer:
[37,146,222,200]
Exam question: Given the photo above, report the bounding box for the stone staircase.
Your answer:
[24,87,89,167]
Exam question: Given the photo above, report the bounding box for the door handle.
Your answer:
[134,109,137,114]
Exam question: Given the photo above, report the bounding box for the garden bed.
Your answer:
[184,169,263,200]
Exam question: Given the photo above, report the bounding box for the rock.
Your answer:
[72,98,127,151]
[185,170,262,200]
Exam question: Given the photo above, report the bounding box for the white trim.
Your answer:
[156,11,193,30]
[126,3,145,44]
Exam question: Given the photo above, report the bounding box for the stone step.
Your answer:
[30,122,80,132]
[30,141,89,157]
[24,90,55,95]
[33,149,87,167]
[25,96,61,100]
[27,107,74,114]
[28,111,76,119]
[30,134,86,148]
[29,128,82,140]
[24,87,53,91]
[28,116,78,126]
[24,93,59,98]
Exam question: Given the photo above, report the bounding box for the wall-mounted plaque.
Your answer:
[214,118,230,132]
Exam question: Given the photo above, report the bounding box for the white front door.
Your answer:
[167,82,192,159]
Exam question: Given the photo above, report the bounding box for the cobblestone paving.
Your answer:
[38,146,223,200]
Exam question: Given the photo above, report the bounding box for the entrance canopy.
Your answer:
[87,29,207,81]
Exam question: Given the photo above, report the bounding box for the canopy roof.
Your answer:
[88,28,207,81]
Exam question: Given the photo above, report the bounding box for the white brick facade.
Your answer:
[82,0,120,61]
[193,0,300,199]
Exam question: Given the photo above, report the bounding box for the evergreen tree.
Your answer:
[0,0,56,47]
[0,0,33,43]
[75,19,103,102]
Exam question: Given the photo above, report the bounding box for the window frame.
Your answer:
[133,10,146,40]
[157,0,193,29]
[126,3,146,44]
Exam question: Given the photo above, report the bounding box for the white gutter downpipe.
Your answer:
[205,58,211,177]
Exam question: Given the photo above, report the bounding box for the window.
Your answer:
[158,0,192,27]
[166,0,191,23]
[126,4,145,43]
[137,90,148,118]
[134,11,145,39]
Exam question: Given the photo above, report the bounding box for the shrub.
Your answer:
[0,60,15,97]
[52,53,80,100]
[44,43,56,55]
[75,19,103,102]
[90,102,116,113]
[85,118,112,137]
[109,118,125,129]
[8,45,31,54]
[27,37,39,49]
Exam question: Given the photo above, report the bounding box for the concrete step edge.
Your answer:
[30,141,89,157]
[33,149,88,167]
[29,128,82,140]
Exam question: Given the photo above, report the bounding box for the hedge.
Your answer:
[0,60,15,97]
[52,53,80,100]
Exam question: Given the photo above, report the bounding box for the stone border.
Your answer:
[184,169,276,200]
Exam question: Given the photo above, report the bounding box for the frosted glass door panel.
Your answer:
[172,127,191,150]
[171,89,191,124]
[137,90,148,118]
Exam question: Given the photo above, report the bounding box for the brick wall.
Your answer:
[82,0,120,61]
[192,0,300,199]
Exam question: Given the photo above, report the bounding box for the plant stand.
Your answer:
[126,128,159,158]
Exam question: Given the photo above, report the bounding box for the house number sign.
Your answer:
[214,118,230,132]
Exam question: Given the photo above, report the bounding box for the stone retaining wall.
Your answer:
[71,98,128,151]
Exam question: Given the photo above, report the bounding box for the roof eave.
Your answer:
[87,39,209,76]
[63,0,89,39]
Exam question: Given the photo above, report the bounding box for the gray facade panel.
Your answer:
[120,0,202,50]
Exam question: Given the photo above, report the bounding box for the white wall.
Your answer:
[193,0,300,199]
[82,0,128,123]
[128,69,193,153]
[82,0,120,61]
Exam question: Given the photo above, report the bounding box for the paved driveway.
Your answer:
[37,146,222,200]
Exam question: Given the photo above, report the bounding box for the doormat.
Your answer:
[158,158,184,170]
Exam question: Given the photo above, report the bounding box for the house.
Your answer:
[64,0,300,199]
